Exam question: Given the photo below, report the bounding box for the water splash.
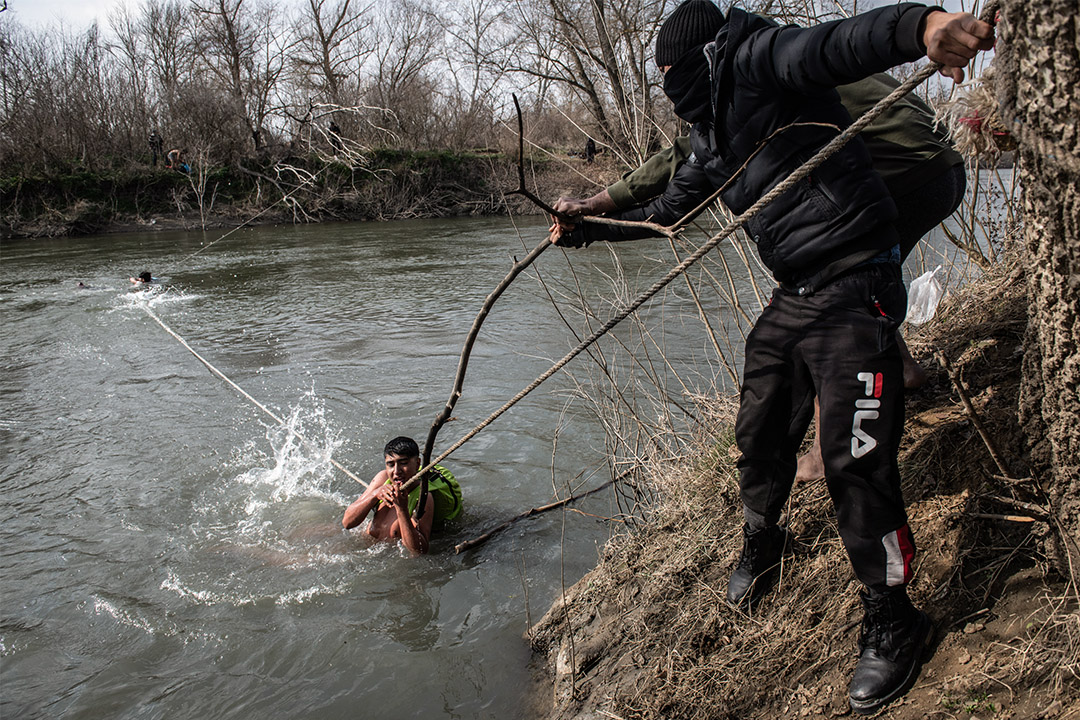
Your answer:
[234,392,345,514]
[118,284,201,310]
[162,393,373,607]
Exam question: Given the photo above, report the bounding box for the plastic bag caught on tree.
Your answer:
[907,266,944,325]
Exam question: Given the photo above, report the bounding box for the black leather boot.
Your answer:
[726,524,790,610]
[849,587,933,714]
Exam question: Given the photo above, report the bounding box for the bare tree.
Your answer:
[140,0,197,121]
[433,0,517,149]
[191,0,293,153]
[108,4,155,158]
[508,0,673,165]
[292,0,371,107]
[362,0,441,148]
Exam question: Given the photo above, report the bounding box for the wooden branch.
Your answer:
[985,494,1049,520]
[503,95,674,240]
[411,95,555,498]
[933,347,1012,478]
[505,94,563,218]
[421,236,551,465]
[454,478,617,554]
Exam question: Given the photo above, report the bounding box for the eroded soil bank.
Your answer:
[527,262,1079,719]
[1,152,610,239]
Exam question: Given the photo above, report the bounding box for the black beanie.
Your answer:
[655,0,726,67]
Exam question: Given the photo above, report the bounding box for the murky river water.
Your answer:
[0,168,1008,720]
[0,216,736,719]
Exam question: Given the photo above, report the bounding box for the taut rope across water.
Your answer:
[138,302,367,485]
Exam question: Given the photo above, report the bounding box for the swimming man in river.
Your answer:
[342,436,462,555]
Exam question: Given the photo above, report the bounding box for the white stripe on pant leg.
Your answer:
[882,530,906,586]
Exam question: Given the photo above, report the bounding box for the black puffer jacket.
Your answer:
[577,3,938,290]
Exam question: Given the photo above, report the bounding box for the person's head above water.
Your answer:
[130,271,153,284]
[654,0,725,67]
[383,436,421,483]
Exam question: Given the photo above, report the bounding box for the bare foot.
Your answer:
[796,436,825,483]
[898,334,927,390]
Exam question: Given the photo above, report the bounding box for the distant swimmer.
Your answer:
[342,436,462,555]
[76,281,91,289]
[129,271,154,285]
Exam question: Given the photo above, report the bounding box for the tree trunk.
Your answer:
[996,0,1080,576]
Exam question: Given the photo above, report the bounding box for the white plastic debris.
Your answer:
[907,265,944,325]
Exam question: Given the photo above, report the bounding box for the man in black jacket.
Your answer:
[550,1,993,713]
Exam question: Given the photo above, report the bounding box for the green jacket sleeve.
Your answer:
[607,137,693,208]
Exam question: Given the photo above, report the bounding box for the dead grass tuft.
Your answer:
[530,259,1079,719]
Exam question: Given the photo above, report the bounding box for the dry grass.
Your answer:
[529,259,1079,719]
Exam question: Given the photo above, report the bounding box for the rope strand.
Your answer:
[138,302,367,485]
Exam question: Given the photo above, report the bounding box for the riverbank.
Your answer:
[0,150,614,240]
[527,260,1078,719]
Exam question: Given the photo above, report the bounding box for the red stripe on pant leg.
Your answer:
[883,524,916,586]
[896,523,915,584]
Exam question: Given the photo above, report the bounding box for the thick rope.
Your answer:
[405,60,944,492]
[138,302,367,485]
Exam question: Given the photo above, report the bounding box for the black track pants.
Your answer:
[735,263,915,591]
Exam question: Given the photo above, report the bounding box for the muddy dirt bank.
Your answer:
[527,261,1078,719]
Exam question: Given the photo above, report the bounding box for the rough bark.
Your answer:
[996,0,1080,576]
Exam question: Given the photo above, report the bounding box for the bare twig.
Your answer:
[933,347,1012,478]
[454,478,617,554]
[969,512,1038,523]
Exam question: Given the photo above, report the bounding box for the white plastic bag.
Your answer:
[907,265,943,325]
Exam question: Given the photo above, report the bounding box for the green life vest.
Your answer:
[386,465,463,523]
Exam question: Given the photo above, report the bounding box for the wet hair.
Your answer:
[138,271,152,282]
[383,436,420,459]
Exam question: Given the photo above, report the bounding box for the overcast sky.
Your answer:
[4,0,103,30]
[4,0,111,31]
[5,0,975,34]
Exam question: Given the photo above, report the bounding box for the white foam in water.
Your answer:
[234,393,345,510]
[90,593,219,642]
[117,284,202,310]
[164,393,369,607]
[160,569,352,607]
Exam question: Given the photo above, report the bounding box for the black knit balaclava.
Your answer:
[655,0,725,68]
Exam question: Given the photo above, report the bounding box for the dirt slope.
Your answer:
[527,262,1079,720]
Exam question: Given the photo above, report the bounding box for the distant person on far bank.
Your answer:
[148,130,164,167]
[342,436,463,555]
[329,121,343,152]
[166,148,190,174]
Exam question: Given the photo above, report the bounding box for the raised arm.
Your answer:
[553,157,714,248]
[342,470,389,529]
[741,4,992,93]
